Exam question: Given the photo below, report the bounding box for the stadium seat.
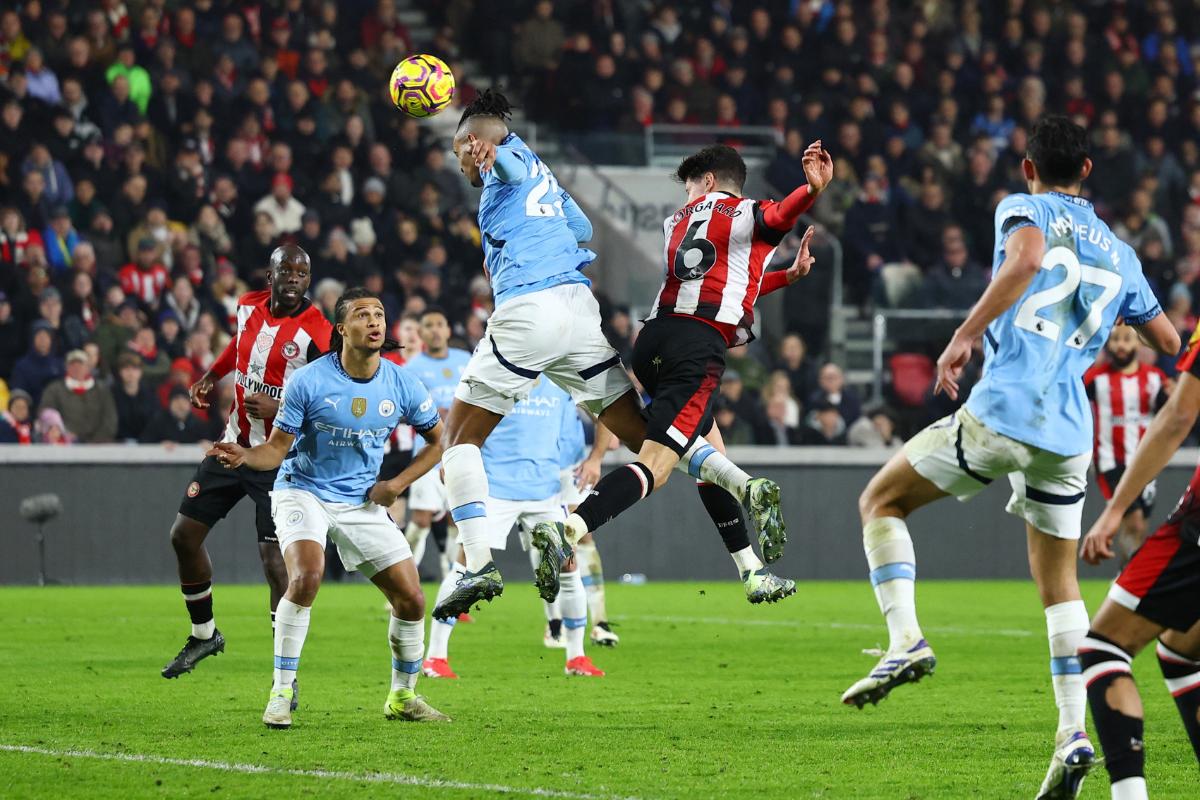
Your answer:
[889,353,935,407]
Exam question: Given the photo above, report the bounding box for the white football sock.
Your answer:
[404,521,430,569]
[441,527,458,577]
[559,568,587,660]
[388,615,424,691]
[1110,777,1148,800]
[731,546,763,576]
[677,438,750,501]
[442,444,492,572]
[863,517,923,651]
[1045,600,1089,736]
[574,541,607,622]
[563,513,589,546]
[426,564,464,659]
[192,620,215,640]
[273,598,310,692]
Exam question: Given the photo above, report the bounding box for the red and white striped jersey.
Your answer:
[1084,362,1166,472]
[209,290,332,447]
[646,192,788,346]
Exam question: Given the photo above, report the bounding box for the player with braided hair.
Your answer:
[434,89,796,620]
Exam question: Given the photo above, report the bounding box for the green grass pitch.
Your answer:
[0,580,1194,798]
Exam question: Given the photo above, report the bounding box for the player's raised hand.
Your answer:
[466,133,496,173]
[801,140,834,194]
[1080,507,1123,565]
[190,373,215,408]
[934,332,972,400]
[575,456,602,492]
[785,226,816,285]
[244,392,279,420]
[368,480,401,508]
[209,442,246,469]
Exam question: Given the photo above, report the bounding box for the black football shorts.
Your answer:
[178,455,278,543]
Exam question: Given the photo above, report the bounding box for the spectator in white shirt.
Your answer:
[253,173,305,234]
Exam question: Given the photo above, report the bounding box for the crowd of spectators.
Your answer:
[2,0,1199,449]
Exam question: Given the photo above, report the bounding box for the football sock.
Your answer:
[548,618,563,638]
[1110,778,1148,800]
[404,521,430,569]
[863,517,922,650]
[1079,632,1144,789]
[574,541,608,622]
[1045,600,1089,737]
[270,611,276,637]
[443,444,492,572]
[1156,640,1200,759]
[569,463,654,542]
[388,615,423,692]
[182,580,215,640]
[441,525,457,577]
[427,564,464,659]
[677,439,750,501]
[695,480,759,575]
[559,568,587,660]
[273,598,310,692]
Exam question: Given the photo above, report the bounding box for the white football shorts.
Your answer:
[455,283,632,416]
[904,407,1090,540]
[559,466,588,509]
[487,495,566,551]
[407,466,448,513]
[272,488,411,577]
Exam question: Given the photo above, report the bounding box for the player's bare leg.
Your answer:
[433,398,504,619]
[1025,524,1095,799]
[842,452,945,708]
[373,557,449,722]
[264,540,324,729]
[162,515,226,678]
[1080,604,1200,799]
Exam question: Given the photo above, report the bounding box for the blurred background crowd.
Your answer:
[0,0,1198,449]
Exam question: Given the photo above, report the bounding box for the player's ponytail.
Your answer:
[324,287,402,357]
[458,87,513,128]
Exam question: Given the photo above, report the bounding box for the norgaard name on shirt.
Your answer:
[672,199,742,224]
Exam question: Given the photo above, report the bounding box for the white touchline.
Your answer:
[0,744,641,800]
[618,614,1036,638]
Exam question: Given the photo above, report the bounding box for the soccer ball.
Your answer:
[389,54,455,118]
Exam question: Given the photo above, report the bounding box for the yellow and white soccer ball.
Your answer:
[389,54,455,118]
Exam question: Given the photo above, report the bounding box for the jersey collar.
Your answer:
[332,351,380,384]
[1047,190,1092,208]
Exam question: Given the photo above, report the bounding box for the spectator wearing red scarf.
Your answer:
[0,388,33,444]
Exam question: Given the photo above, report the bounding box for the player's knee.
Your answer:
[287,570,322,604]
[857,485,885,524]
[390,587,424,619]
[170,517,207,553]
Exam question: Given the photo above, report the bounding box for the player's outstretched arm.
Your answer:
[935,226,1045,399]
[576,419,615,489]
[1134,312,1181,356]
[1082,371,1200,564]
[369,421,445,507]
[562,194,593,243]
[193,335,239,408]
[209,427,294,472]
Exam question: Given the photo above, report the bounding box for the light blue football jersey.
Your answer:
[402,348,469,454]
[483,379,574,502]
[965,191,1161,456]
[557,399,587,470]
[273,353,439,504]
[479,133,595,306]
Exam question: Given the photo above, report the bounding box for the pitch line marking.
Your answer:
[618,614,1036,638]
[0,744,640,800]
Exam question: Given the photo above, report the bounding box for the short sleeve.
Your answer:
[402,375,439,434]
[273,368,311,435]
[1118,252,1162,327]
[993,194,1042,248]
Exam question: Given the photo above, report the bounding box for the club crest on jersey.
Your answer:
[442,367,453,378]
[351,397,367,417]
[281,341,300,359]
[378,399,396,417]
[186,481,200,498]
